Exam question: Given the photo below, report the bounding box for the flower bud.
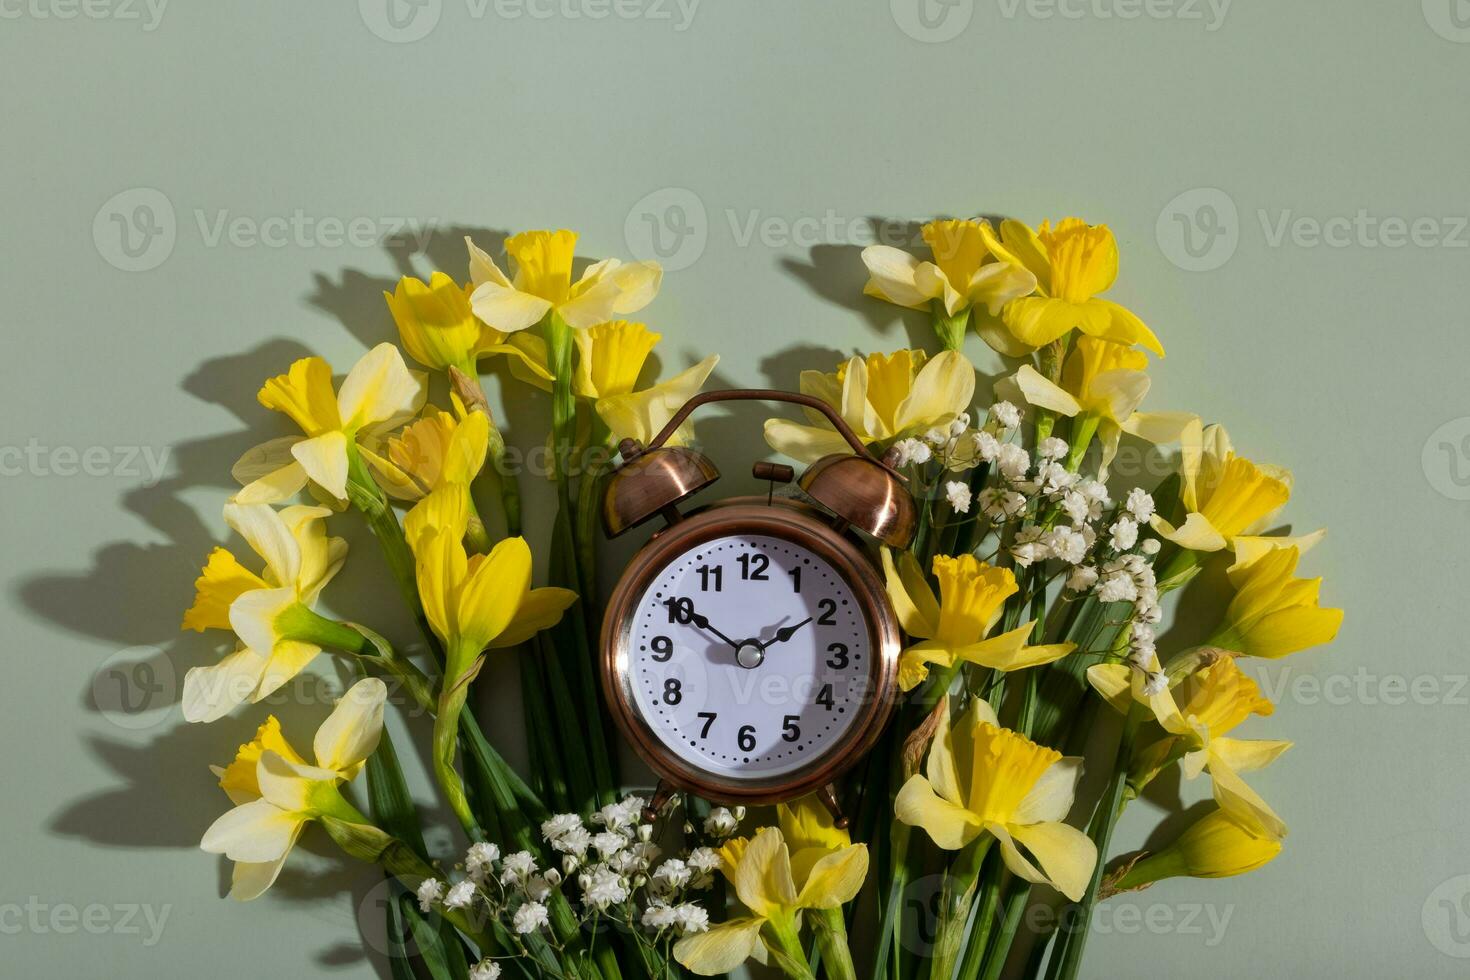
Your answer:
[1113,808,1281,892]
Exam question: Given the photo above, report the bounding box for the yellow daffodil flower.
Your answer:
[1008,335,1195,476]
[862,218,1037,322]
[467,229,661,333]
[1113,807,1281,892]
[1088,657,1291,840]
[977,217,1164,358]
[384,270,554,380]
[1209,547,1344,659]
[359,408,491,502]
[504,319,662,399]
[232,344,426,504]
[673,817,867,976]
[595,353,720,447]
[405,482,576,826]
[881,552,1074,691]
[1151,421,1324,561]
[201,677,386,900]
[181,503,347,723]
[764,349,975,463]
[895,699,1096,900]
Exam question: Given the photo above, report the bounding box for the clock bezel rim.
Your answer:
[600,497,901,805]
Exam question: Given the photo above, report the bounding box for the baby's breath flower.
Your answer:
[703,807,738,838]
[674,903,710,934]
[499,851,537,884]
[1038,436,1068,460]
[1041,526,1087,565]
[991,401,1022,431]
[1110,517,1139,551]
[980,488,1027,521]
[893,437,931,467]
[1126,487,1156,522]
[1010,526,1049,568]
[524,874,554,902]
[584,867,630,910]
[944,480,972,514]
[416,879,444,913]
[1097,571,1139,604]
[466,842,500,881]
[1140,538,1161,556]
[513,901,549,934]
[541,813,583,841]
[652,858,692,890]
[687,847,720,874]
[552,827,592,857]
[642,903,678,930]
[469,960,502,980]
[592,832,627,859]
[1066,565,1099,593]
[997,443,1030,482]
[974,430,1001,462]
[1142,671,1169,696]
[444,880,477,910]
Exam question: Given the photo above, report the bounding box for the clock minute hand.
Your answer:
[762,617,813,650]
[688,608,740,649]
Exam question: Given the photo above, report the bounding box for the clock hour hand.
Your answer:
[761,616,813,650]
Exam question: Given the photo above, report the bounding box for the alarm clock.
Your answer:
[598,389,916,826]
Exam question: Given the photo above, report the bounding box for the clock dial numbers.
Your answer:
[627,533,871,780]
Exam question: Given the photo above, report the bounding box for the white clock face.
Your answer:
[626,533,872,781]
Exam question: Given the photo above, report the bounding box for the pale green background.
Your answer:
[3,1,1467,977]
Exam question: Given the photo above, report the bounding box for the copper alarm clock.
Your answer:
[598,390,916,826]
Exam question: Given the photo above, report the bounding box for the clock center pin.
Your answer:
[734,641,765,670]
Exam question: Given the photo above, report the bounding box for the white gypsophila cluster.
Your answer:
[701,806,743,839]
[469,959,502,980]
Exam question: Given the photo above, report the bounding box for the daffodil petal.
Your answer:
[861,246,935,309]
[1001,820,1097,901]
[229,851,294,901]
[468,281,552,334]
[487,587,577,649]
[223,503,301,586]
[253,640,322,700]
[313,677,387,772]
[793,845,868,909]
[895,773,982,850]
[1013,757,1083,825]
[895,350,975,434]
[338,343,424,431]
[1151,512,1228,552]
[291,431,350,501]
[200,799,304,863]
[762,419,853,464]
[1013,365,1082,417]
[732,827,798,915]
[1210,737,1291,775]
[880,549,940,639]
[182,648,268,724]
[674,917,765,976]
[1086,663,1133,715]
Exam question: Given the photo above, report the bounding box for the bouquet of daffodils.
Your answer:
[180,218,1342,980]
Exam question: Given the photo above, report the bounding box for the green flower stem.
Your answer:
[811,908,857,980]
[520,646,571,812]
[575,428,614,609]
[1050,707,1141,980]
[931,300,971,352]
[763,914,817,980]
[1063,414,1100,473]
[956,854,1002,980]
[536,630,598,809]
[930,836,994,980]
[949,463,991,557]
[434,658,482,839]
[974,877,1028,980]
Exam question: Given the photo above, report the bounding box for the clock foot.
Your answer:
[641,780,677,824]
[816,783,849,829]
